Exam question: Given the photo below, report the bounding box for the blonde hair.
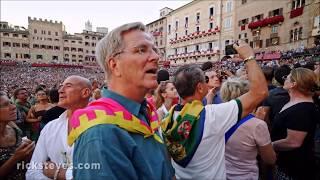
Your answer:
[220,78,249,102]
[155,81,171,109]
[93,89,102,100]
[290,67,317,96]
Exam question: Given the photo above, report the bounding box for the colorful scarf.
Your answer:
[68,98,162,146]
[161,100,205,167]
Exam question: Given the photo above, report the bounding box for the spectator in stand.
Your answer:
[26,89,53,141]
[201,61,223,105]
[26,75,91,180]
[70,22,174,179]
[262,66,276,90]
[262,65,291,126]
[272,68,320,179]
[220,78,276,180]
[0,91,35,179]
[40,89,66,130]
[13,87,32,137]
[161,41,268,179]
[155,81,179,120]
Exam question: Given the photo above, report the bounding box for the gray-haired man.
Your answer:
[69,22,174,179]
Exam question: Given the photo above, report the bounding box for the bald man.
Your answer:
[26,75,92,180]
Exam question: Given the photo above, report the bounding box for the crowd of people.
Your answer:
[0,22,320,180]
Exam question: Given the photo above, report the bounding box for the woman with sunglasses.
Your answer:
[271,68,319,179]
[26,89,53,141]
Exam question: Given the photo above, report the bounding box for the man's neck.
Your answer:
[108,80,147,103]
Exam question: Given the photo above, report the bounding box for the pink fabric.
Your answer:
[70,98,157,131]
[225,118,271,180]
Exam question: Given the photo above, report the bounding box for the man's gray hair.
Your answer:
[173,64,206,99]
[95,22,146,80]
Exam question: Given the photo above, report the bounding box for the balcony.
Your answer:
[169,27,220,45]
[167,49,219,61]
[248,15,284,29]
[152,31,162,37]
[290,7,304,19]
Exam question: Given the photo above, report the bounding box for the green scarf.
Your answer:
[161,100,205,167]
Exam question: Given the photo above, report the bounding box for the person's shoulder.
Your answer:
[42,112,67,132]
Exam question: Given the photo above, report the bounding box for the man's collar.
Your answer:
[102,88,142,117]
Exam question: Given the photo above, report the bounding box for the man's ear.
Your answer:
[108,57,121,77]
[82,88,92,99]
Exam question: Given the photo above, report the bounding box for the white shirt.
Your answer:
[172,100,239,180]
[26,111,73,180]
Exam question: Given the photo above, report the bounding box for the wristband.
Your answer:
[244,56,256,64]
[53,166,61,180]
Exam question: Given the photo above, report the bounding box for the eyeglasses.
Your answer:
[205,76,209,83]
[113,45,160,57]
[281,75,288,81]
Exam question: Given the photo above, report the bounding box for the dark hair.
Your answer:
[13,87,27,99]
[174,64,205,99]
[303,61,315,71]
[274,65,291,85]
[201,61,213,71]
[262,66,274,82]
[49,89,59,103]
[157,69,170,84]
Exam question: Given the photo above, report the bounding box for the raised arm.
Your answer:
[234,41,268,119]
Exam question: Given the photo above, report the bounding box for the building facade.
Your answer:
[234,0,320,52]
[0,17,107,64]
[165,0,225,65]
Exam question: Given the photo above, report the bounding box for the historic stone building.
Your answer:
[146,7,171,66]
[234,0,320,53]
[0,17,107,64]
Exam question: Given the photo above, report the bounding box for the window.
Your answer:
[33,44,39,48]
[252,14,264,22]
[36,55,43,60]
[175,48,178,55]
[34,29,37,34]
[160,40,162,45]
[3,33,9,36]
[209,22,213,29]
[85,36,89,39]
[92,50,95,54]
[79,41,82,44]
[175,33,178,39]
[13,34,19,37]
[48,31,51,35]
[52,56,58,60]
[226,1,232,13]
[65,54,69,57]
[48,46,53,50]
[290,27,303,42]
[196,26,200,32]
[269,8,283,17]
[196,12,200,23]
[22,34,27,38]
[22,43,29,48]
[185,17,189,28]
[292,0,305,9]
[92,37,96,40]
[78,48,83,52]
[71,47,76,51]
[314,16,320,27]
[168,24,171,34]
[24,54,30,59]
[54,46,60,50]
[72,55,76,58]
[55,32,58,36]
[64,47,70,51]
[175,20,179,30]
[13,43,20,47]
[195,45,199,52]
[224,17,232,29]
[271,26,278,33]
[41,45,46,49]
[185,30,188,35]
[85,42,89,46]
[54,39,59,41]
[208,42,213,50]
[241,0,247,4]
[64,40,69,43]
[71,41,75,43]
[4,53,11,58]
[184,47,188,53]
[209,7,214,17]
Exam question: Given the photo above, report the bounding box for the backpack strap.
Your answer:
[225,114,254,143]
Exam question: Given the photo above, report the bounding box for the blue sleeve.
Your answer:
[72,125,138,180]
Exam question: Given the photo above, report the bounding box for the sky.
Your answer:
[1,0,191,34]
